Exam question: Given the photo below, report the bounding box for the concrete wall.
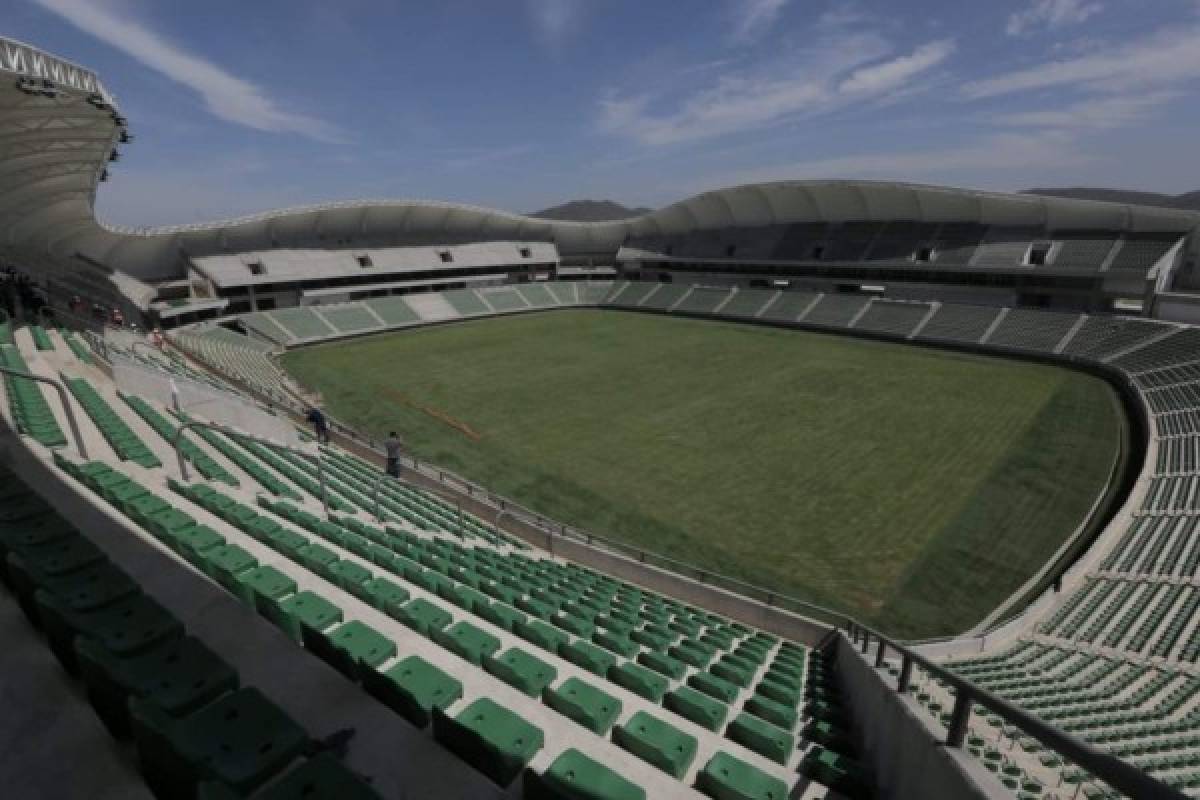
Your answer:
[834,636,1008,800]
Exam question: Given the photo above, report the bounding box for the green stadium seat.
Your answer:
[543,676,622,735]
[754,679,800,708]
[130,687,308,797]
[725,713,793,765]
[638,649,687,679]
[75,634,238,736]
[267,590,343,643]
[559,639,617,676]
[608,661,669,702]
[744,694,798,731]
[484,646,558,696]
[664,686,728,732]
[696,751,789,800]
[524,748,646,800]
[201,544,258,594]
[395,596,454,636]
[613,711,698,779]
[477,601,527,631]
[235,566,297,613]
[798,746,872,799]
[419,598,490,645]
[514,618,569,652]
[36,590,183,672]
[688,671,740,703]
[594,629,639,657]
[362,655,463,728]
[328,559,373,592]
[304,619,396,680]
[359,576,410,612]
[432,697,544,786]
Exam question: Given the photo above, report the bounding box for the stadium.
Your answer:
[2,23,1200,800]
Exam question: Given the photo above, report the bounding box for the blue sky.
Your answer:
[10,0,1200,226]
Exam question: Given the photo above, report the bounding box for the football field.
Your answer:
[281,309,1123,638]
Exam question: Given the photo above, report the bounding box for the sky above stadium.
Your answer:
[10,0,1200,225]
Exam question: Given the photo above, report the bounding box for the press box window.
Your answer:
[518,247,532,258]
[438,251,454,263]
[1027,243,1052,266]
[356,254,373,268]
[246,261,266,276]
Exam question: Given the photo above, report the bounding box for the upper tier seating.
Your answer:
[985,309,1081,352]
[1051,232,1118,271]
[271,308,336,341]
[1109,234,1181,274]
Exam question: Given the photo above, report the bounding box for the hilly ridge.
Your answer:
[1022,187,1200,211]
[529,199,652,221]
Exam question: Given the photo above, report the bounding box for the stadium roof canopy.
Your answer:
[1,35,1198,288]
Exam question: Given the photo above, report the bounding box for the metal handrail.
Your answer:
[172,419,330,516]
[0,365,88,459]
[843,619,1189,800]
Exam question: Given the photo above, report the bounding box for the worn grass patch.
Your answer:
[281,309,1121,638]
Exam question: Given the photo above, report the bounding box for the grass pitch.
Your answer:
[281,309,1122,638]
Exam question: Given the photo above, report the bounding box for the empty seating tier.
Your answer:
[852,300,929,337]
[985,309,1080,351]
[0,343,67,447]
[320,305,382,334]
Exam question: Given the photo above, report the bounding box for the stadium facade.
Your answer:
[3,36,1200,330]
[6,33,1200,800]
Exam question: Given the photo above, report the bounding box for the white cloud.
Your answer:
[526,0,586,47]
[965,25,1200,98]
[600,37,954,146]
[839,40,956,94]
[997,91,1178,130]
[31,0,344,142]
[1007,0,1103,36]
[731,0,790,42]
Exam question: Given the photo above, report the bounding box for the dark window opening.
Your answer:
[519,247,532,258]
[726,245,737,258]
[256,296,276,310]
[915,246,934,263]
[246,261,266,276]
[438,251,454,263]
[811,245,825,260]
[1028,244,1051,266]
[356,254,373,268]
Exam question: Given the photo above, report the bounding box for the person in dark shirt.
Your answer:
[306,407,330,444]
[384,431,404,478]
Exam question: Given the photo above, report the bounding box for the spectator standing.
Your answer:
[306,407,330,444]
[384,431,404,478]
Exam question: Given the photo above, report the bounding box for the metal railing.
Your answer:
[843,620,1189,800]
[171,419,330,516]
[0,365,88,459]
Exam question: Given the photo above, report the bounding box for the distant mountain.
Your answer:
[529,199,652,222]
[1022,187,1200,211]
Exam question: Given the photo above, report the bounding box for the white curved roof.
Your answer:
[1,36,1197,292]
